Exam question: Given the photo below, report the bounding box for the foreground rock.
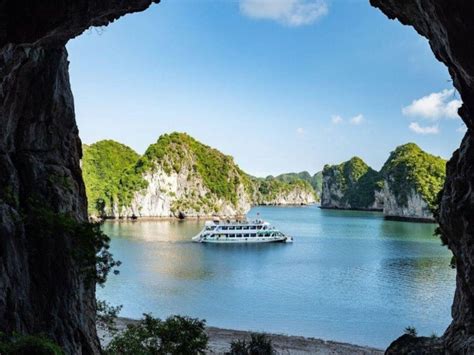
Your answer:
[99,318,383,355]
[371,0,474,353]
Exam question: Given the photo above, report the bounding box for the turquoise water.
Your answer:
[98,205,456,348]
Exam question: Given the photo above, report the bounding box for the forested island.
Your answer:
[82,132,319,219]
[321,143,446,222]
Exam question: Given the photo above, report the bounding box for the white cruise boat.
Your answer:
[192,219,293,244]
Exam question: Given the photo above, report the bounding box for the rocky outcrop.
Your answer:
[321,157,383,211]
[382,185,433,222]
[0,45,99,354]
[255,182,317,206]
[321,144,446,222]
[371,0,474,353]
[119,165,251,218]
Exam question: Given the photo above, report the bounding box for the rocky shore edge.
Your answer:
[99,317,383,355]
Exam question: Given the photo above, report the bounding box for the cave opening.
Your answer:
[0,0,473,353]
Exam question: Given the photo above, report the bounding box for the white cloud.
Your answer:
[239,0,328,27]
[349,114,364,125]
[331,115,343,124]
[296,127,305,135]
[402,89,462,120]
[409,122,439,135]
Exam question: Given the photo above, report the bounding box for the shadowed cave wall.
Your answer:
[0,0,473,353]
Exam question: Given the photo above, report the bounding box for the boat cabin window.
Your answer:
[229,226,235,230]
[229,234,234,238]
[250,226,256,230]
[243,226,249,230]
[222,226,228,230]
[251,234,256,237]
[236,234,242,237]
[236,226,242,230]
[257,226,262,230]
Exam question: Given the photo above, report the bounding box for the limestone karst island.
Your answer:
[1,1,473,354]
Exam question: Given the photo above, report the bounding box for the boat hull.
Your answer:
[192,236,292,244]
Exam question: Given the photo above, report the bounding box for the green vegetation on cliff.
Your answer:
[82,132,315,216]
[274,171,322,198]
[134,132,252,205]
[82,140,141,215]
[254,176,316,203]
[380,143,446,211]
[322,157,383,209]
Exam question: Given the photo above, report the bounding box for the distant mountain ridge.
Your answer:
[82,133,316,219]
[321,143,446,221]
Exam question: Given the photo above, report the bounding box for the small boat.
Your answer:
[192,219,293,244]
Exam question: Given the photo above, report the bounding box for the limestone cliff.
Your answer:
[380,143,446,222]
[274,171,322,200]
[252,178,317,206]
[321,157,383,210]
[321,144,446,221]
[82,133,315,219]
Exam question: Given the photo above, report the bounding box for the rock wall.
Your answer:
[257,187,316,206]
[371,0,474,352]
[382,183,433,221]
[0,1,160,353]
[0,44,98,354]
[321,167,383,211]
[117,167,252,218]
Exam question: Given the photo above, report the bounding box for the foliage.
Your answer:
[322,157,382,208]
[0,333,64,355]
[82,140,143,215]
[97,300,123,338]
[228,333,275,355]
[274,171,322,199]
[404,326,418,337]
[380,143,446,212]
[130,132,251,206]
[105,314,208,355]
[254,176,316,203]
[25,202,120,286]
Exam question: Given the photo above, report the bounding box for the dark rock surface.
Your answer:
[371,0,474,353]
[0,1,159,354]
[385,335,444,355]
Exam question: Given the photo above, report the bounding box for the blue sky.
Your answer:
[67,0,466,177]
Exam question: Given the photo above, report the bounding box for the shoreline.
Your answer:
[319,206,436,223]
[92,204,319,222]
[319,206,383,212]
[100,317,384,354]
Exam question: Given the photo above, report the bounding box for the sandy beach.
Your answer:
[99,318,383,355]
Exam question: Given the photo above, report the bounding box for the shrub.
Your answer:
[404,326,418,337]
[0,333,64,355]
[105,314,208,354]
[97,300,123,339]
[228,333,275,355]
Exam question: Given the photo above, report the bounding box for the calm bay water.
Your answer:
[98,205,455,348]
